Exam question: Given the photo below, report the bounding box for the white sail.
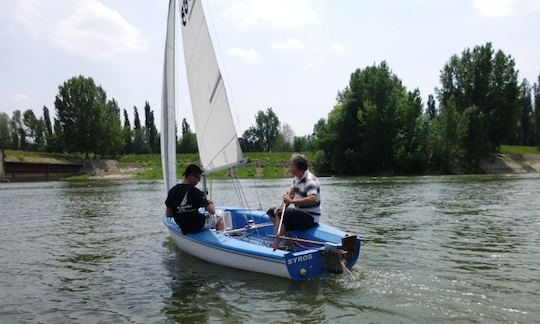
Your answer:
[180,0,244,173]
[161,0,177,191]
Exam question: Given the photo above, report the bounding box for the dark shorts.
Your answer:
[268,208,316,231]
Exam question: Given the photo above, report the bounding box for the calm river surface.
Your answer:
[1,174,539,323]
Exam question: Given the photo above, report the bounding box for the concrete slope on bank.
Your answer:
[480,154,540,174]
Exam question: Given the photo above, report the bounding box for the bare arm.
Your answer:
[166,207,173,217]
[283,194,317,206]
[287,186,294,198]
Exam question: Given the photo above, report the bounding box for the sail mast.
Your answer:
[160,0,177,191]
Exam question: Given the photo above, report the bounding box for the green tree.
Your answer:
[534,75,540,146]
[22,110,38,140]
[177,118,198,153]
[42,106,54,152]
[98,98,124,157]
[240,127,261,152]
[518,79,534,145]
[427,94,437,119]
[0,113,10,148]
[292,135,315,152]
[273,123,294,152]
[23,109,46,151]
[123,109,133,154]
[244,108,280,152]
[461,105,489,169]
[325,62,406,174]
[10,110,24,149]
[431,100,465,171]
[132,106,148,154]
[51,118,64,153]
[144,101,159,153]
[42,106,53,136]
[394,89,430,173]
[54,76,108,158]
[437,43,519,154]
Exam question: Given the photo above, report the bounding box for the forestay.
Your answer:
[180,0,244,173]
[161,0,177,191]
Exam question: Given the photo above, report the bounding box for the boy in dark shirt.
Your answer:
[165,164,224,234]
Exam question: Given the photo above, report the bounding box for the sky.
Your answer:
[0,0,539,136]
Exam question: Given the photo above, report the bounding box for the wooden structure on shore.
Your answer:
[0,149,5,181]
[0,150,82,182]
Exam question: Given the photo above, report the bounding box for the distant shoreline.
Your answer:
[2,150,539,182]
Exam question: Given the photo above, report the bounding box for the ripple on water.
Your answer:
[1,175,540,322]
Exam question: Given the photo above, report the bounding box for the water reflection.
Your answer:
[161,238,326,323]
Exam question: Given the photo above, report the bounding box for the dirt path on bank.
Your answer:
[83,160,145,180]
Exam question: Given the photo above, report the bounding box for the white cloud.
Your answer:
[227,47,262,64]
[224,0,318,28]
[12,94,32,107]
[472,0,540,17]
[304,63,316,71]
[12,0,42,37]
[272,38,305,51]
[10,0,148,59]
[329,43,347,52]
[53,0,149,59]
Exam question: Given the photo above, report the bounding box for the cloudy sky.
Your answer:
[0,0,539,136]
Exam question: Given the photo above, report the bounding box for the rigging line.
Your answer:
[236,175,250,210]
[204,0,243,134]
[229,169,241,207]
[252,178,263,210]
[233,172,264,237]
[232,171,248,210]
[229,169,244,209]
[230,169,250,225]
[237,176,250,212]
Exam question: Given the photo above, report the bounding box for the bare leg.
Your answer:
[271,217,286,249]
[270,215,278,227]
[216,217,225,232]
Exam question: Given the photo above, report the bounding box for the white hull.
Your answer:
[167,228,291,279]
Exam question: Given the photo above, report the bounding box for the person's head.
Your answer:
[290,154,308,177]
[183,164,202,185]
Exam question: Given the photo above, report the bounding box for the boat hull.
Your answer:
[163,208,362,281]
[165,218,291,278]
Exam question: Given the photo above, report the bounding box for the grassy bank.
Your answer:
[119,152,314,180]
[4,149,81,164]
[5,145,538,180]
[498,145,540,155]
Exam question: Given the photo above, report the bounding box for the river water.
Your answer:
[1,174,539,323]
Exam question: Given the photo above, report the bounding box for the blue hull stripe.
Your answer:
[164,217,287,265]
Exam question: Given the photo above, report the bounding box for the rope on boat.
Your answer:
[228,168,266,238]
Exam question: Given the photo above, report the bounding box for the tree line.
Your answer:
[239,43,540,174]
[0,76,198,158]
[1,43,539,175]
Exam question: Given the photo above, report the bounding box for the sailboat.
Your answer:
[160,0,362,280]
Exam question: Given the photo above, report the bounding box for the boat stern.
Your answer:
[284,250,324,281]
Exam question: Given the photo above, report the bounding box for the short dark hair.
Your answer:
[290,154,308,171]
[183,164,202,178]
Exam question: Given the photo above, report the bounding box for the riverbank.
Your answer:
[2,151,309,180]
[3,149,539,181]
